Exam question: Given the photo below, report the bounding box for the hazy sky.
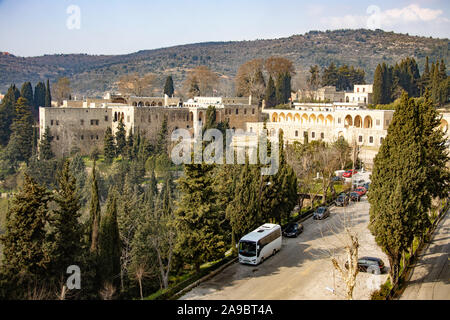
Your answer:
[0,0,449,57]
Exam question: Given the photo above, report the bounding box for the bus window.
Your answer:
[239,241,256,257]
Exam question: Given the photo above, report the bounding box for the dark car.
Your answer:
[335,194,349,207]
[313,206,330,220]
[345,257,385,274]
[283,223,304,238]
[349,192,361,202]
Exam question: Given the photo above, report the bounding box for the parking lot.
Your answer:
[181,172,389,300]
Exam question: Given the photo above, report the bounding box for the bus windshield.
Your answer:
[239,241,256,257]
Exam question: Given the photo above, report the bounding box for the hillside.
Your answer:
[0,29,448,97]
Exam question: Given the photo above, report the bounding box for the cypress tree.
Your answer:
[156,115,168,155]
[264,76,277,108]
[33,82,46,117]
[50,160,83,281]
[6,97,33,164]
[115,118,127,157]
[45,79,52,107]
[0,85,20,146]
[104,127,116,164]
[99,191,121,288]
[0,174,52,298]
[89,162,101,253]
[20,82,33,109]
[275,73,285,105]
[368,93,429,284]
[174,162,226,272]
[39,126,54,160]
[163,75,175,97]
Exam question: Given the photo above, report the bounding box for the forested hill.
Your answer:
[0,29,448,96]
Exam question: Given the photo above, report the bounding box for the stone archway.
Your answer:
[354,115,362,128]
[364,115,373,129]
[272,112,278,122]
[325,115,333,125]
[344,115,353,128]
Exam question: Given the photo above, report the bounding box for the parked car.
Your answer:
[349,192,361,202]
[282,223,304,238]
[342,170,358,178]
[354,187,367,196]
[332,176,344,182]
[345,257,385,274]
[335,194,349,207]
[313,206,330,220]
[353,179,366,188]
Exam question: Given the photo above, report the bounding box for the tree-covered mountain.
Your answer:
[0,29,448,97]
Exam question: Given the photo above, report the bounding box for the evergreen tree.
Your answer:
[321,62,339,87]
[368,93,430,284]
[39,126,54,160]
[99,191,122,288]
[89,162,101,253]
[0,85,20,146]
[307,65,321,90]
[49,160,83,282]
[156,115,168,155]
[104,127,116,164]
[275,73,285,105]
[115,119,127,156]
[188,77,200,98]
[20,82,33,110]
[45,79,52,107]
[5,97,33,164]
[33,82,46,118]
[0,174,52,298]
[264,76,277,108]
[163,75,175,97]
[174,162,226,272]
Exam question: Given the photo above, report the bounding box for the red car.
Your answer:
[354,187,367,196]
[342,170,358,178]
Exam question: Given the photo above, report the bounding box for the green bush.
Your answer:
[370,280,392,300]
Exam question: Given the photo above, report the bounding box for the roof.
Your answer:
[239,223,280,242]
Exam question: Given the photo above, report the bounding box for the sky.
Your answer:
[0,0,449,57]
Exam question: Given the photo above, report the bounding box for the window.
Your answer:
[105,116,108,121]
[56,120,59,126]
[50,120,54,126]
[252,108,255,115]
[81,135,84,140]
[363,88,365,93]
[358,136,363,143]
[56,135,59,141]
[90,119,99,125]
[80,119,84,125]
[312,132,315,138]
[376,119,380,126]
[96,135,99,140]
[380,137,384,144]
[369,136,373,143]
[91,135,94,140]
[250,127,253,133]
[244,109,247,115]
[338,118,341,124]
[295,130,298,137]
[321,132,324,139]
[236,109,239,115]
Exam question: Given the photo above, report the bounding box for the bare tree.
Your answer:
[264,56,296,77]
[99,281,117,300]
[118,72,157,96]
[313,143,341,203]
[235,58,266,99]
[318,209,360,300]
[52,77,72,106]
[133,263,152,300]
[183,66,219,97]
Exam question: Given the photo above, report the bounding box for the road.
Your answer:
[400,209,450,300]
[181,173,389,300]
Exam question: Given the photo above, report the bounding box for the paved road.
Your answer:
[400,210,450,300]
[181,174,388,300]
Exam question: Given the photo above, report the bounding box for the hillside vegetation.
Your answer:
[0,29,448,96]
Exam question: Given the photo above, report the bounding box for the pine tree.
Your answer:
[104,127,116,164]
[39,126,54,160]
[0,174,52,297]
[5,97,33,164]
[321,62,339,87]
[163,75,175,97]
[264,76,277,108]
[99,191,122,288]
[45,79,52,107]
[50,160,83,281]
[174,162,227,272]
[115,118,127,157]
[89,162,101,253]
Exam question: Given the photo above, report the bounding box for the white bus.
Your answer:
[238,224,282,265]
